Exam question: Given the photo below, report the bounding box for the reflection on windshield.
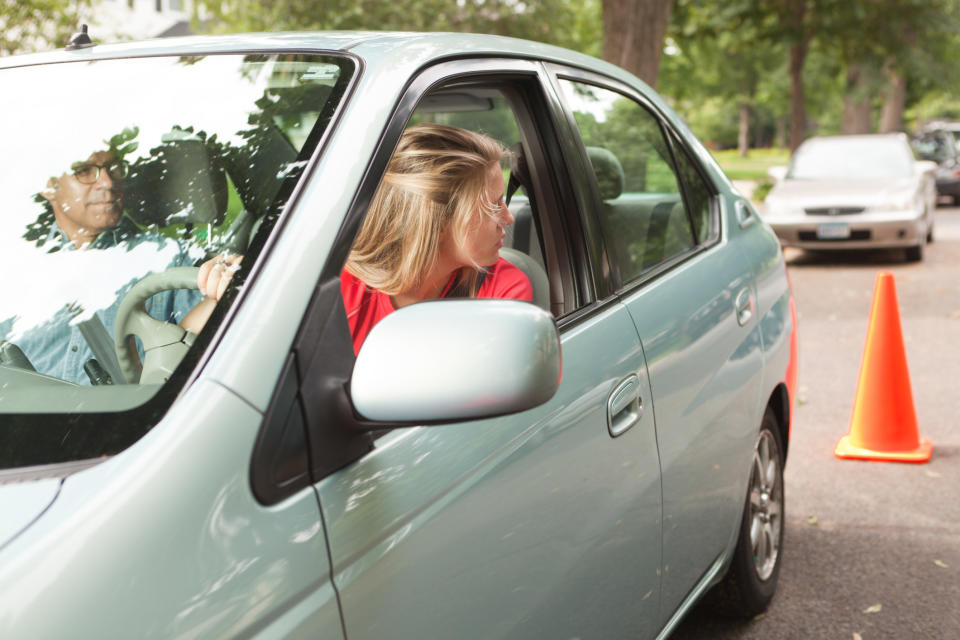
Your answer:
[788,138,914,180]
[0,53,352,467]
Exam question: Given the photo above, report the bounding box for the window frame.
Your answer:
[544,63,722,295]
[276,57,627,491]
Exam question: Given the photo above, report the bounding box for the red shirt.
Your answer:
[341,257,534,354]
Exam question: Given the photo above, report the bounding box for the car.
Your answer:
[0,30,797,639]
[761,133,937,262]
[911,127,960,204]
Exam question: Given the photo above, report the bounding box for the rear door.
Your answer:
[552,68,764,624]
[310,60,665,639]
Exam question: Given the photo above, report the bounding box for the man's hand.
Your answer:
[197,254,243,301]
[181,254,243,334]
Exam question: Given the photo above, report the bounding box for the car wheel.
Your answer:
[709,408,784,618]
[905,243,924,262]
[927,224,934,244]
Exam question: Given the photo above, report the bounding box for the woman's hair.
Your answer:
[345,123,508,296]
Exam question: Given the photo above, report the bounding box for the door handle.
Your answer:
[735,287,754,326]
[608,374,643,438]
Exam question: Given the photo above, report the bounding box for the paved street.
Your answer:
[674,206,960,639]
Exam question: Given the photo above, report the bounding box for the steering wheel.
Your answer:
[114,266,200,385]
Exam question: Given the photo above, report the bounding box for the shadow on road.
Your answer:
[784,247,911,267]
[672,515,960,639]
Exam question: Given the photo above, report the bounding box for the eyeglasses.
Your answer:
[70,160,128,184]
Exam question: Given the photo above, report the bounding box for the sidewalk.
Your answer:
[731,179,758,201]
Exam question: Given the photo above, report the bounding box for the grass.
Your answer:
[711,148,791,181]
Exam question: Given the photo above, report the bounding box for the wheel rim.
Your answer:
[748,430,782,581]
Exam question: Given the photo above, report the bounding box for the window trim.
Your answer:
[544,63,723,295]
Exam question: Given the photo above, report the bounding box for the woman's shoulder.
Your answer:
[340,269,372,309]
[480,256,533,301]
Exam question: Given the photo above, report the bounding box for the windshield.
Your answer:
[787,138,915,180]
[0,53,353,468]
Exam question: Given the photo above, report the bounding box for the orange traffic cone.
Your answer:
[835,271,933,463]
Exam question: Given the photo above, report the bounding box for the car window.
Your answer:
[0,53,353,466]
[557,79,696,284]
[669,131,716,244]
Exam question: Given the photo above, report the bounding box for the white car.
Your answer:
[761,133,937,261]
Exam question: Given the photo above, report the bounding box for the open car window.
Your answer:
[0,53,353,467]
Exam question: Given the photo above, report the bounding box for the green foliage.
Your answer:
[0,0,89,56]
[105,127,140,159]
[712,148,790,181]
[663,0,960,148]
[193,0,601,53]
[752,177,773,202]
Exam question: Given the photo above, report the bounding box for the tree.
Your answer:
[193,0,602,55]
[665,1,785,155]
[600,0,674,89]
[0,0,88,56]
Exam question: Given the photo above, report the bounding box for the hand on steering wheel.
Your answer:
[113,267,200,385]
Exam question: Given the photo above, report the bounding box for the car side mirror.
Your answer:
[767,165,788,182]
[915,160,938,176]
[350,299,561,423]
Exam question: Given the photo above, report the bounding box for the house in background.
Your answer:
[84,0,195,42]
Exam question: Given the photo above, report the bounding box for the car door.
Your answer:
[552,69,765,625]
[306,61,664,639]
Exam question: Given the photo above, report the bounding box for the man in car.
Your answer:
[2,147,203,385]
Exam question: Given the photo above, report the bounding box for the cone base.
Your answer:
[834,435,933,463]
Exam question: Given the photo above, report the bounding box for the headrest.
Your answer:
[586,146,624,201]
[124,138,227,228]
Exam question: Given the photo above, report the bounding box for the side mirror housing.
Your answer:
[915,160,938,176]
[351,300,561,423]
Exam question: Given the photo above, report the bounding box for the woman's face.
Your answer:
[440,161,514,269]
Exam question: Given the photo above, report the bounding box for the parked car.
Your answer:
[911,127,960,204]
[0,30,797,639]
[762,133,937,261]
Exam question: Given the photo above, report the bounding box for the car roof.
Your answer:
[0,30,632,84]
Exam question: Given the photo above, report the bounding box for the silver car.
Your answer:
[761,133,937,261]
[0,31,797,639]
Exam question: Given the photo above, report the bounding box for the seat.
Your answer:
[124,135,228,229]
[500,247,550,311]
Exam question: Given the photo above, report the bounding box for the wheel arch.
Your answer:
[766,383,790,461]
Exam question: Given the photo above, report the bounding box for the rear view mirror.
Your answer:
[351,300,561,423]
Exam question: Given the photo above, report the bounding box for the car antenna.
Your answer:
[66,24,95,50]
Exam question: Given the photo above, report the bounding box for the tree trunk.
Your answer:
[879,61,907,133]
[785,0,809,152]
[788,40,807,151]
[842,64,873,134]
[601,0,674,89]
[738,101,750,157]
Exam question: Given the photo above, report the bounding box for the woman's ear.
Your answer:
[41,177,59,202]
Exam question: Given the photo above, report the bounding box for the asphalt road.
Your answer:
[673,205,960,639]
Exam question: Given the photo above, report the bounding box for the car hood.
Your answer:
[766,177,917,209]
[0,478,60,549]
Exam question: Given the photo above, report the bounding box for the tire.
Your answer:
[927,224,934,244]
[709,408,785,618]
[905,243,924,262]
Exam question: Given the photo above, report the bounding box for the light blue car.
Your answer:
[0,30,798,639]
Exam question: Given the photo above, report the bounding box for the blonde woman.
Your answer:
[340,123,532,353]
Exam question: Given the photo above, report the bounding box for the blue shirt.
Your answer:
[4,222,203,385]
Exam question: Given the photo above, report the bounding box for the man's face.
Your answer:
[43,151,125,240]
